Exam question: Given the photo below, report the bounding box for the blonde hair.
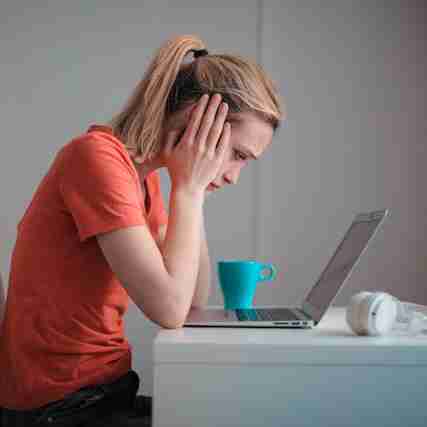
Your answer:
[109,34,285,164]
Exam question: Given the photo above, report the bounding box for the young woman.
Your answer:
[0,34,284,426]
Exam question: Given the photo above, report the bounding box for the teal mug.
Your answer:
[218,260,277,310]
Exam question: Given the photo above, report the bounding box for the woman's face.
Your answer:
[166,103,274,192]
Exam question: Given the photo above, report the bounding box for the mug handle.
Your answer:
[258,264,277,282]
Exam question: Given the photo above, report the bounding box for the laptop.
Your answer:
[184,209,389,328]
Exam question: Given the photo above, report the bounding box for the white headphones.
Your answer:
[347,291,427,336]
[346,291,399,336]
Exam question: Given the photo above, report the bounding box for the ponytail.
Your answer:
[110,34,206,163]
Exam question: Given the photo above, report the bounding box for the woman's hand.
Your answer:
[163,93,230,195]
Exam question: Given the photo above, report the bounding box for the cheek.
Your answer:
[222,147,236,167]
[213,155,231,180]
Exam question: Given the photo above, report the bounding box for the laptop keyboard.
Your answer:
[235,308,299,322]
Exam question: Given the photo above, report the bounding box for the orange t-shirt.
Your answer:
[0,124,168,410]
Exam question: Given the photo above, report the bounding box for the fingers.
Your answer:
[206,101,229,155]
[181,94,210,144]
[196,94,223,145]
[165,93,228,161]
[214,122,231,160]
[163,129,180,157]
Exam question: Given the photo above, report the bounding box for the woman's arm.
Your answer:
[97,188,204,329]
[157,214,211,309]
[190,219,211,308]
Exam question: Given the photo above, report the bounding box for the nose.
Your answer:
[223,166,241,185]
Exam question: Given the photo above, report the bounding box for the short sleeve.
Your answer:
[59,136,146,242]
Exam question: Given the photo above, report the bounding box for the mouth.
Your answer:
[207,183,221,191]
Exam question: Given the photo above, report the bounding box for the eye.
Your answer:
[234,150,248,161]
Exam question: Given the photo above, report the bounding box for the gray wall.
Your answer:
[1,1,426,395]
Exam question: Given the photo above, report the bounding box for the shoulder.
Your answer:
[62,127,136,176]
[67,128,129,160]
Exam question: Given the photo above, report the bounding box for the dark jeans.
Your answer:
[1,370,152,427]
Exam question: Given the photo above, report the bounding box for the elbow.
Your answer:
[159,319,185,329]
[142,277,194,329]
[135,292,187,330]
[167,305,191,329]
[158,278,197,329]
[156,296,190,330]
[145,302,184,329]
[158,311,187,329]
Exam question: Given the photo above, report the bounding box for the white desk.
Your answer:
[153,307,427,427]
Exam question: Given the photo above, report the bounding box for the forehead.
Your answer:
[228,111,274,152]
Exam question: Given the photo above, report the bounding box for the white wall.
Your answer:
[1,0,426,396]
[254,0,427,308]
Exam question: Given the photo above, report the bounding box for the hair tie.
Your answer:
[193,49,209,58]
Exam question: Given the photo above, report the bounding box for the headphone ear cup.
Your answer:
[367,293,397,336]
[359,292,384,335]
[346,292,373,335]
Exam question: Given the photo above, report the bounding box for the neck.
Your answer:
[133,155,164,183]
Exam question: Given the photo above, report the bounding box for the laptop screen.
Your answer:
[303,214,384,318]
